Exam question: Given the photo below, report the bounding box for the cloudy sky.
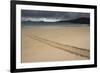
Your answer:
[21,10,90,22]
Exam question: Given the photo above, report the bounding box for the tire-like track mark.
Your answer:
[26,34,90,59]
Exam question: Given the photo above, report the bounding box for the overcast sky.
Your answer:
[21,10,90,22]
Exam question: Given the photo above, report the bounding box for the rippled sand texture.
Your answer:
[21,25,90,63]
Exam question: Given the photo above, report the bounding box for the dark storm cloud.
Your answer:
[21,10,89,18]
[21,10,90,23]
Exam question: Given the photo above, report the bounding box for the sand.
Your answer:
[21,25,90,63]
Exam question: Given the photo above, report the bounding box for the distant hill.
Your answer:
[65,17,90,24]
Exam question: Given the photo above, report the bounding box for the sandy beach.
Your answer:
[21,25,90,63]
